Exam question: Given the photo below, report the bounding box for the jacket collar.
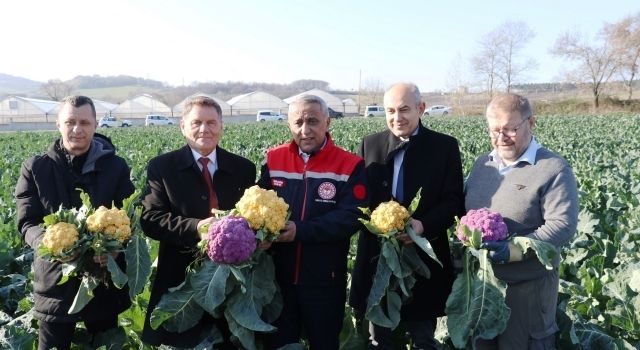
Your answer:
[46,137,115,173]
[385,122,426,157]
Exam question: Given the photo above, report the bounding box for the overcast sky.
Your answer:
[1,0,637,91]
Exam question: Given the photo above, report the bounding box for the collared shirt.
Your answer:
[392,127,419,197]
[298,137,328,164]
[191,147,217,179]
[489,137,541,175]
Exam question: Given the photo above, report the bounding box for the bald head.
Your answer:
[384,83,422,105]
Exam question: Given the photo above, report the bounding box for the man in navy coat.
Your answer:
[350,83,464,350]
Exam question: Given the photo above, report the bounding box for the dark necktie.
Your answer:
[198,157,218,210]
[394,141,409,203]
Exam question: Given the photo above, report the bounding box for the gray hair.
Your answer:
[486,93,532,119]
[288,94,329,117]
[385,82,423,105]
[61,95,96,119]
[183,95,222,118]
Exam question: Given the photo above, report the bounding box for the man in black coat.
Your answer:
[349,83,464,349]
[140,96,256,348]
[15,95,135,350]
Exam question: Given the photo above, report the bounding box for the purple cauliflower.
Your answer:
[456,208,508,245]
[207,216,256,264]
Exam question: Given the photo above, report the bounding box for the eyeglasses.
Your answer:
[488,116,531,138]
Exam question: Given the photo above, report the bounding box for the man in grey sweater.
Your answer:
[465,93,579,349]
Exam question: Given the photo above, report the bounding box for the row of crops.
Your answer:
[0,115,638,349]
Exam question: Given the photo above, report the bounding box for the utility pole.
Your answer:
[358,69,362,115]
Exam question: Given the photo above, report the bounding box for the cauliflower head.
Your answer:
[43,222,79,255]
[370,201,410,235]
[456,208,508,244]
[86,206,131,242]
[207,216,256,264]
[236,185,289,236]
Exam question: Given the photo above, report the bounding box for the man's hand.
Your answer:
[397,218,424,245]
[93,251,119,267]
[197,217,218,240]
[481,241,511,264]
[258,240,272,250]
[276,221,296,242]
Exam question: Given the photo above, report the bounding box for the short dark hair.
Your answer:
[62,95,96,118]
[183,95,223,118]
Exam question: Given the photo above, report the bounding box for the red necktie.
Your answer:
[198,157,219,210]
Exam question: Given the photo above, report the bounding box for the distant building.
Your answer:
[174,93,232,116]
[114,94,171,119]
[0,96,59,123]
[227,91,287,115]
[93,99,119,118]
[284,89,358,114]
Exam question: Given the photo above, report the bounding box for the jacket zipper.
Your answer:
[293,162,309,284]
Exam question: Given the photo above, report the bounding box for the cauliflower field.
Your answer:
[0,114,639,349]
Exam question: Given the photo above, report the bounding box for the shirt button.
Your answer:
[201,195,207,200]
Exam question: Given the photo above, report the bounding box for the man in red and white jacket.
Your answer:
[258,94,368,350]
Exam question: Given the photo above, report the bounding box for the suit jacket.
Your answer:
[349,122,464,321]
[140,145,256,347]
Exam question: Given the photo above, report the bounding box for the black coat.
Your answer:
[140,145,256,347]
[15,136,135,322]
[349,123,464,321]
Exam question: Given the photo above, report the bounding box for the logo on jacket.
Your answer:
[271,179,286,188]
[318,182,337,200]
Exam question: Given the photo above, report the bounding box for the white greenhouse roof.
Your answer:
[13,96,60,113]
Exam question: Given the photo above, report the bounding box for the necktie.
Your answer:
[198,157,219,210]
[394,141,409,203]
[396,156,405,203]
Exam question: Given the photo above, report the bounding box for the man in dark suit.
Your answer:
[349,83,464,349]
[140,96,256,348]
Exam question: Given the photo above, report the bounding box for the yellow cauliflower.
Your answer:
[235,185,289,236]
[43,222,79,255]
[370,201,410,235]
[86,206,131,242]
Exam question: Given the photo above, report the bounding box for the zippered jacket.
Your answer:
[258,134,368,286]
[15,135,134,322]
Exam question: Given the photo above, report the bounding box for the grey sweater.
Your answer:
[465,147,579,283]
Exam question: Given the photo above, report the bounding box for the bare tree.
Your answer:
[604,13,640,101]
[471,21,536,97]
[471,32,501,99]
[446,52,469,115]
[359,77,385,110]
[495,21,537,92]
[551,30,618,110]
[41,79,74,101]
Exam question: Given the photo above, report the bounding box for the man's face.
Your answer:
[288,102,330,154]
[56,103,96,155]
[383,85,425,138]
[486,107,535,164]
[180,105,223,156]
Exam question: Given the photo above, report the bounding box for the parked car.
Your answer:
[364,105,385,117]
[98,116,132,127]
[423,105,452,116]
[328,107,344,118]
[256,110,284,122]
[145,115,174,126]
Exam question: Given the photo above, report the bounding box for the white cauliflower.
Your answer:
[370,201,410,237]
[235,185,289,237]
[42,222,79,255]
[86,206,131,243]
